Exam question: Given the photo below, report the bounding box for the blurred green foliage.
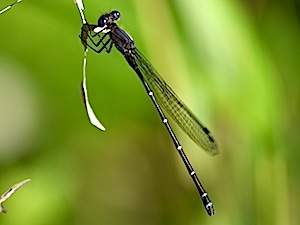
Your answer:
[0,0,299,224]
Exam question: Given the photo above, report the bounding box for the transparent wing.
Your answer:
[133,49,219,156]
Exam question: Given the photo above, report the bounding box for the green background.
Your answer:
[0,0,299,224]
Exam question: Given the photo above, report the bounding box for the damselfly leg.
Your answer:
[81,24,113,53]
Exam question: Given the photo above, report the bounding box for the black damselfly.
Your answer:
[79,10,219,216]
[0,0,22,15]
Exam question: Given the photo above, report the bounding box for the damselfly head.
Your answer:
[98,14,109,28]
[97,10,121,28]
[109,10,121,22]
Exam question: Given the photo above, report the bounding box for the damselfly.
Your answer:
[0,0,22,15]
[79,10,219,216]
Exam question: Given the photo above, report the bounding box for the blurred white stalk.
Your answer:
[0,179,30,213]
[0,0,22,15]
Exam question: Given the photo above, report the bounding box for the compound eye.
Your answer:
[110,10,121,21]
[98,15,108,27]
